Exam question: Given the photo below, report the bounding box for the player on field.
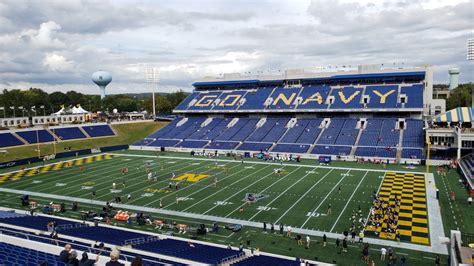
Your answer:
[214,177,218,187]
[147,172,153,181]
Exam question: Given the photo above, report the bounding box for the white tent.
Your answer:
[53,107,66,116]
[72,105,89,114]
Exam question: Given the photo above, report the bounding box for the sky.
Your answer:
[0,0,472,95]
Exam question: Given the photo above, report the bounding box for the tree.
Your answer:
[446,83,473,110]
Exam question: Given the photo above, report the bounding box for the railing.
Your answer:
[460,231,474,247]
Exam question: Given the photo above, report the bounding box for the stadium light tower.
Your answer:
[146,68,160,119]
[468,38,474,107]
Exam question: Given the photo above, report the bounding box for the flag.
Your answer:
[0,107,4,111]
[40,105,45,109]
[31,105,36,110]
[9,106,14,110]
[18,106,23,110]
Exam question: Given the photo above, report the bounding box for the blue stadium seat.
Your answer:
[401,84,423,108]
[16,129,55,143]
[271,144,310,153]
[0,132,24,147]
[329,87,363,109]
[266,87,300,110]
[296,85,330,110]
[312,145,351,155]
[239,88,273,110]
[402,148,423,159]
[82,125,115,137]
[316,118,346,145]
[237,142,273,152]
[365,85,399,108]
[205,141,239,150]
[52,127,87,140]
[402,119,424,148]
[175,140,209,148]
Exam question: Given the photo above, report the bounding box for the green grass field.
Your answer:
[1,150,469,265]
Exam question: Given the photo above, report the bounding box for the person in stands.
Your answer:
[68,250,79,266]
[79,252,99,266]
[58,244,72,263]
[106,249,124,266]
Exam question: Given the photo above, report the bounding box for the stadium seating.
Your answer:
[328,87,363,109]
[402,119,424,148]
[365,85,399,108]
[0,132,24,147]
[0,242,64,266]
[267,87,300,110]
[272,144,310,153]
[81,124,115,137]
[296,85,330,110]
[312,145,352,156]
[334,119,359,145]
[175,140,209,148]
[358,119,384,147]
[205,141,239,150]
[51,127,86,140]
[237,142,273,152]
[377,119,400,147]
[402,148,423,159]
[401,84,424,108]
[16,129,55,143]
[316,118,346,145]
[135,239,243,264]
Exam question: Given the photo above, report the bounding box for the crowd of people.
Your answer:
[366,191,401,241]
[58,244,144,266]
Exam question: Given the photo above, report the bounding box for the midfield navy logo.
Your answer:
[243,193,268,202]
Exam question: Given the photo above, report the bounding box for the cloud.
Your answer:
[0,0,471,95]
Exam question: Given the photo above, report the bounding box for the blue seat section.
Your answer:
[214,118,255,141]
[0,242,63,266]
[175,140,209,148]
[280,119,310,143]
[401,84,424,108]
[358,119,384,146]
[335,119,359,145]
[355,147,377,157]
[212,90,247,111]
[329,87,363,109]
[403,119,424,148]
[375,147,397,158]
[365,85,399,108]
[174,92,200,111]
[239,88,273,110]
[0,132,23,147]
[52,127,86,140]
[272,144,310,153]
[296,119,323,144]
[57,226,148,246]
[200,118,231,140]
[134,239,244,264]
[0,215,80,231]
[235,255,300,266]
[461,153,474,177]
[316,118,346,145]
[0,210,26,219]
[172,117,207,140]
[312,145,351,155]
[205,141,239,150]
[296,85,331,110]
[82,125,115,137]
[261,118,290,142]
[146,118,182,139]
[186,118,223,140]
[377,119,400,147]
[229,119,259,141]
[402,148,423,159]
[148,139,181,147]
[188,91,223,110]
[267,87,300,110]
[16,129,55,143]
[237,142,273,151]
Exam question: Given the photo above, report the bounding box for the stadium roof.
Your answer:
[433,107,474,123]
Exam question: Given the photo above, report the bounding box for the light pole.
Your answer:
[0,107,4,118]
[146,67,160,120]
[18,106,24,117]
[40,105,45,116]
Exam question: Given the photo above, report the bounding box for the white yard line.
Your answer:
[223,167,304,218]
[274,169,334,224]
[330,171,369,232]
[300,169,351,228]
[177,164,273,211]
[248,168,319,221]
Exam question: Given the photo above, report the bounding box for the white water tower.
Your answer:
[448,68,460,90]
[92,71,112,99]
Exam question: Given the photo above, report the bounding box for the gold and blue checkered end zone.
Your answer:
[0,154,113,183]
[365,172,429,245]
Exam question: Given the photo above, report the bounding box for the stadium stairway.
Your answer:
[78,126,92,138]
[397,127,405,161]
[350,124,365,156]
[45,128,61,142]
[9,131,28,145]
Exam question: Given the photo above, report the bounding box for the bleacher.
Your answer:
[0,211,245,265]
[0,132,24,148]
[81,124,115,137]
[234,255,301,266]
[51,127,87,140]
[0,242,64,266]
[16,129,55,143]
[136,70,428,161]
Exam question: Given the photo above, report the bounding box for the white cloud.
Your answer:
[0,0,471,95]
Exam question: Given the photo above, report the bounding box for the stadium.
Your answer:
[0,1,473,266]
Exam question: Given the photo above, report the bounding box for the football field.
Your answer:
[0,152,433,247]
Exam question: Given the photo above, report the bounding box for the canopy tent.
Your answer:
[53,107,65,115]
[72,105,89,114]
[433,107,474,123]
